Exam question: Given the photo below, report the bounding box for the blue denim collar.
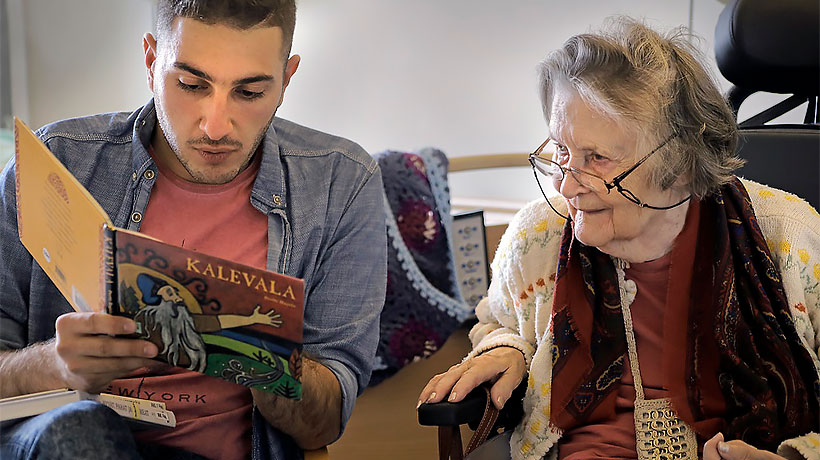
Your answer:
[252,122,286,213]
[131,101,157,186]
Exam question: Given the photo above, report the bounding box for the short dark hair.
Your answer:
[156,0,297,58]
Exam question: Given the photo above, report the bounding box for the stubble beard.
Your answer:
[155,101,277,185]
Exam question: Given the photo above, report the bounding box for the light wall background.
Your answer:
[6,0,802,203]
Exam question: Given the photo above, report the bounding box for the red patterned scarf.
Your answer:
[548,178,819,449]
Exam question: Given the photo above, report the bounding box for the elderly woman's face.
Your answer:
[548,87,682,255]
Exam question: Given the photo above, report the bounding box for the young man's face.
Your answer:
[144,18,300,184]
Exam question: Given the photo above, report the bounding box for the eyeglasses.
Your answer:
[528,134,690,220]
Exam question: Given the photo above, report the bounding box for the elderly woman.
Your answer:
[419,18,820,460]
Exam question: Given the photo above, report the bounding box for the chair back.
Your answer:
[734,128,820,210]
[715,0,819,209]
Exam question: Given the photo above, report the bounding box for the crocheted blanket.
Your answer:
[369,148,472,386]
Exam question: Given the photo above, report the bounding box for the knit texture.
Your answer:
[371,149,471,385]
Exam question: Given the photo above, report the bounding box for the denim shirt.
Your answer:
[0,100,387,460]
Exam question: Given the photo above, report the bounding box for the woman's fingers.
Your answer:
[718,440,786,460]
[704,433,786,460]
[417,346,527,409]
[489,367,523,409]
[446,360,504,404]
[418,362,466,406]
[485,347,526,409]
[703,432,724,460]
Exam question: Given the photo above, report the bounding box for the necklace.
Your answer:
[618,270,698,460]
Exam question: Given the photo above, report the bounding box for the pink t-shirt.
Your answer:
[558,251,672,459]
[109,151,268,460]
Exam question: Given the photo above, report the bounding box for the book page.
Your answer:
[14,118,113,313]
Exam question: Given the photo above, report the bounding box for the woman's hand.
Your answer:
[417,346,526,410]
[703,433,787,460]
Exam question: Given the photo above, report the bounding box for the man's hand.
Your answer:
[703,433,787,460]
[418,346,526,410]
[54,312,159,392]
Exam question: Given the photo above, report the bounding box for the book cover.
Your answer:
[115,230,304,398]
[14,120,111,313]
[14,118,305,400]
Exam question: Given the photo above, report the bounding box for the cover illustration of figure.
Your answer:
[134,273,282,373]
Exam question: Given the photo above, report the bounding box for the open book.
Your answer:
[0,389,176,430]
[13,118,305,400]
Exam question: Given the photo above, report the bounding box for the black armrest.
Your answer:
[417,385,488,426]
[417,381,526,429]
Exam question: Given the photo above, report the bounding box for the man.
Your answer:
[0,1,387,459]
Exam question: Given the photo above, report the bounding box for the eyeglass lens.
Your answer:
[533,141,608,193]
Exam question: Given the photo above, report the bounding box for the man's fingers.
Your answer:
[59,351,159,376]
[68,357,160,376]
[57,312,137,336]
[58,335,157,360]
[60,357,160,392]
[52,312,165,393]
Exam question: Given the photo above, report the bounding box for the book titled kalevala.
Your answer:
[14,118,304,400]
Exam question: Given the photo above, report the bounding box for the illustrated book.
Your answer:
[13,118,305,400]
[0,389,176,430]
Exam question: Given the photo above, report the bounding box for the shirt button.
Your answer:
[144,170,155,180]
[131,212,143,223]
[273,195,282,205]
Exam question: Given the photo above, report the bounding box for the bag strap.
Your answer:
[464,385,501,454]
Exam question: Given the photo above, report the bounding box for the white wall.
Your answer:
[21,0,154,128]
[280,0,687,203]
[15,0,800,203]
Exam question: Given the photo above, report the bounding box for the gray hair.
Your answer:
[538,18,743,198]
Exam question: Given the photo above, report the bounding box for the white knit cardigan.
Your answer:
[466,178,820,460]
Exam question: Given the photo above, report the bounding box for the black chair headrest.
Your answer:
[715,0,819,96]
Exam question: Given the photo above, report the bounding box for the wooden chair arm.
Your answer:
[448,153,530,172]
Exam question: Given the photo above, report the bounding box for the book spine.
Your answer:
[13,123,22,237]
[100,224,115,313]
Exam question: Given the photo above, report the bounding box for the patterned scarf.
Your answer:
[548,178,819,449]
